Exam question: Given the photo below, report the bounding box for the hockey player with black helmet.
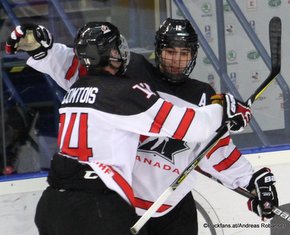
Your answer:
[6,21,253,235]
[5,20,276,235]
[74,22,130,75]
[154,18,199,83]
[131,18,277,234]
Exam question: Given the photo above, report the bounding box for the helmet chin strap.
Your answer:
[107,58,124,75]
[109,57,123,62]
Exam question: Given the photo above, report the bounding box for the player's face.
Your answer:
[108,50,122,74]
[110,49,122,68]
[160,47,192,74]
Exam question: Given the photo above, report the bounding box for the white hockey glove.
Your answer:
[211,93,252,133]
[246,167,278,220]
[5,23,53,60]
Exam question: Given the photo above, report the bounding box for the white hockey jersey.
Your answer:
[27,43,253,216]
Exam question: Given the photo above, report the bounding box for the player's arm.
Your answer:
[196,131,253,189]
[198,86,255,190]
[197,137,278,220]
[107,83,252,143]
[185,86,277,219]
[5,24,79,91]
[27,43,79,90]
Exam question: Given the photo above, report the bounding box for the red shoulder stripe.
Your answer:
[173,108,195,139]
[149,101,173,133]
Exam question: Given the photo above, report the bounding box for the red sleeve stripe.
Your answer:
[206,136,230,159]
[65,55,80,80]
[172,108,195,139]
[135,197,171,212]
[109,166,136,207]
[213,147,241,172]
[149,101,173,133]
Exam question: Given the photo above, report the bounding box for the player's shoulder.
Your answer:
[66,73,159,115]
[186,78,216,94]
[126,52,156,87]
[73,73,139,92]
[130,52,150,63]
[127,52,155,73]
[187,77,212,88]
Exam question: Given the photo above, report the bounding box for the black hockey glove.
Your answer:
[5,23,53,60]
[211,93,252,133]
[246,167,278,220]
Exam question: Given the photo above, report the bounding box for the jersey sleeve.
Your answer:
[193,83,253,189]
[197,132,254,189]
[108,96,224,143]
[26,43,79,91]
[97,79,224,143]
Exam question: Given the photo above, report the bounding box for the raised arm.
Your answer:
[5,24,80,91]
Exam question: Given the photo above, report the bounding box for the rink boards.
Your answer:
[0,150,290,235]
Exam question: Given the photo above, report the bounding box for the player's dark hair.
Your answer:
[74,22,130,75]
[155,18,199,83]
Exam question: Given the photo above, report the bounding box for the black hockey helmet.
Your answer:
[74,22,130,74]
[155,18,199,83]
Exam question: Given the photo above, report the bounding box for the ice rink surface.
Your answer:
[0,150,290,235]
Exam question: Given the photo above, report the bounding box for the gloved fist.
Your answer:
[211,93,252,133]
[246,167,278,220]
[5,23,53,60]
[5,25,24,54]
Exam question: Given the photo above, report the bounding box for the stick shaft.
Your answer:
[130,188,173,234]
[248,16,281,105]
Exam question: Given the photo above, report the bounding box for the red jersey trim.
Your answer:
[109,166,136,207]
[65,55,79,80]
[57,113,65,147]
[213,147,241,172]
[135,197,172,212]
[79,64,87,77]
[149,101,173,133]
[139,135,149,143]
[173,108,195,139]
[206,136,230,158]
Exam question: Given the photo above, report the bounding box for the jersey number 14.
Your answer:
[58,113,93,161]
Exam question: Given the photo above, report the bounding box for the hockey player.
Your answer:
[5,21,276,235]
[131,18,278,234]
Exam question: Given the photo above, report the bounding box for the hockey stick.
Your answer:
[130,16,281,234]
[195,167,290,222]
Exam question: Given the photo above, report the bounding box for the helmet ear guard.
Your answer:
[155,18,199,83]
[75,43,102,67]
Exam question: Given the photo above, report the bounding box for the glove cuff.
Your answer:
[27,37,53,60]
[246,167,272,192]
[210,94,228,126]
